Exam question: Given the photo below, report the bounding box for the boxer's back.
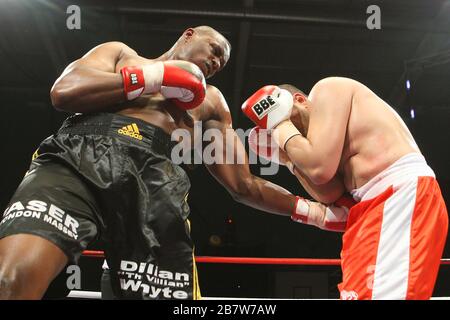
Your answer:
[338,79,420,191]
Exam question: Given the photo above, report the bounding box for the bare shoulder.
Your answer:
[205,85,227,107]
[83,41,138,58]
[312,77,359,91]
[310,77,359,100]
[68,41,140,73]
[200,85,232,122]
[77,42,138,68]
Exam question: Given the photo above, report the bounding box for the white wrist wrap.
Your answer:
[142,62,164,94]
[273,121,302,151]
[291,197,348,232]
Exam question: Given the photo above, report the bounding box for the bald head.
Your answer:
[192,26,226,40]
[188,26,230,47]
[169,26,231,79]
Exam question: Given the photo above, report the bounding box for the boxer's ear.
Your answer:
[183,28,195,41]
[293,92,307,103]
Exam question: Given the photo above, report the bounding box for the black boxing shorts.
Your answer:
[0,112,200,300]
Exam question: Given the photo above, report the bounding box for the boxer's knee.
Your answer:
[0,261,51,299]
[0,234,70,299]
[0,253,47,299]
[0,258,22,299]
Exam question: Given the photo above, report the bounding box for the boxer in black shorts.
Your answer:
[0,26,305,299]
[2,113,195,299]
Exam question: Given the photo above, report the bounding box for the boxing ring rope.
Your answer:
[81,250,450,266]
[67,250,450,299]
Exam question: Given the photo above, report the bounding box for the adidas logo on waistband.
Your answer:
[118,123,143,140]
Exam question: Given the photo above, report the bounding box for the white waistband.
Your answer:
[350,153,435,202]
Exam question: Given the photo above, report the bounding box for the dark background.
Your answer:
[1,0,449,299]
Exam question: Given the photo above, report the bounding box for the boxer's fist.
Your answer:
[291,194,356,232]
[248,127,294,173]
[241,85,293,129]
[121,60,206,110]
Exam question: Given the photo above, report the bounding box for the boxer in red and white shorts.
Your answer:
[340,153,447,299]
[242,78,448,300]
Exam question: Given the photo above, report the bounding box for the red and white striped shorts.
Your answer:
[339,154,448,300]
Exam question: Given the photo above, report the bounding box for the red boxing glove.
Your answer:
[121,60,206,110]
[241,85,293,129]
[121,66,146,100]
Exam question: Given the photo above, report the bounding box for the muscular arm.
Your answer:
[203,87,296,216]
[282,77,353,184]
[292,167,345,204]
[50,41,135,112]
[275,147,345,204]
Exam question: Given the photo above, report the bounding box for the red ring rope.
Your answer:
[82,250,450,266]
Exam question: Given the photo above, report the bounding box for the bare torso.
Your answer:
[335,80,420,191]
